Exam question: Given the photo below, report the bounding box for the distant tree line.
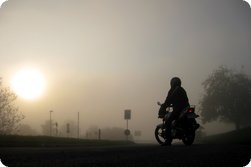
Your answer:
[40,121,133,141]
[40,119,77,137]
[85,126,133,141]
[17,124,38,136]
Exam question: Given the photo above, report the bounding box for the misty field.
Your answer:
[0,135,135,147]
[0,128,250,167]
[2,126,251,147]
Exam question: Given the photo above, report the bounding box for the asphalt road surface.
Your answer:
[0,144,250,167]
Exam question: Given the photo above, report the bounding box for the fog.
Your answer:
[0,0,251,141]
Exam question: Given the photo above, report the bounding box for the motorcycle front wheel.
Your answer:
[154,126,165,144]
[155,126,172,145]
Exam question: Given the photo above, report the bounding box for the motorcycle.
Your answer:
[155,102,200,146]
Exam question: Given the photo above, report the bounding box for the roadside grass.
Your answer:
[0,135,135,147]
[201,126,251,145]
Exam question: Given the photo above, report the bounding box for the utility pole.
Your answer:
[50,110,53,137]
[77,112,80,139]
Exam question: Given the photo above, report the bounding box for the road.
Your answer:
[0,144,250,167]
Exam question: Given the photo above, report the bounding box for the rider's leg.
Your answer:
[162,113,176,145]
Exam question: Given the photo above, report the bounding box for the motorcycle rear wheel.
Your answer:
[182,132,195,146]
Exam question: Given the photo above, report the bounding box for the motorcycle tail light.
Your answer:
[187,108,194,113]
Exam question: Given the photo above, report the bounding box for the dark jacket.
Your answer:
[162,86,190,112]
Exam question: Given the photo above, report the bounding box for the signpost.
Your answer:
[124,109,131,141]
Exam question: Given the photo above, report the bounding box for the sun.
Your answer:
[11,68,46,100]
[0,0,7,7]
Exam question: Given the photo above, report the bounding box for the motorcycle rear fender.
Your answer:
[187,112,199,119]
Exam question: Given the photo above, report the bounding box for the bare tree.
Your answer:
[200,66,251,130]
[0,79,24,134]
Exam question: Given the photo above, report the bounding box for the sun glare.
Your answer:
[11,68,46,100]
[0,0,7,7]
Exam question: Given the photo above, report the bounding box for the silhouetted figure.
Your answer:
[159,77,190,145]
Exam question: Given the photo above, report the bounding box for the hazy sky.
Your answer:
[0,0,251,140]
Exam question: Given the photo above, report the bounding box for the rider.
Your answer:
[159,77,190,145]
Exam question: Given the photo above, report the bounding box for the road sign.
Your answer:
[124,110,131,120]
[124,129,130,136]
[134,130,142,136]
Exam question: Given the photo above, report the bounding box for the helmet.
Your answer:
[170,77,181,88]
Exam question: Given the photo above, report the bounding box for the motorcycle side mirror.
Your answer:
[157,102,162,106]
